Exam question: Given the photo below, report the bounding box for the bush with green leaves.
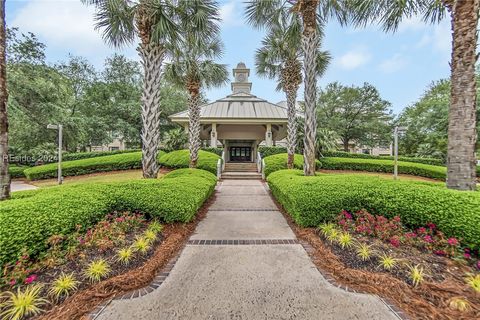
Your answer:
[62,149,141,162]
[263,153,321,177]
[322,150,444,166]
[319,157,447,180]
[23,151,166,180]
[258,146,287,158]
[9,165,27,179]
[201,147,224,156]
[267,170,480,249]
[158,149,220,174]
[0,168,216,267]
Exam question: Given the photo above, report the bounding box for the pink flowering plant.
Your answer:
[333,210,474,261]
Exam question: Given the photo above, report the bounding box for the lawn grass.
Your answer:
[30,170,147,187]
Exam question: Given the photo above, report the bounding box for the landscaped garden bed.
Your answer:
[0,168,217,320]
[268,169,480,319]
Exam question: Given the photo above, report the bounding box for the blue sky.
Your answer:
[6,0,452,115]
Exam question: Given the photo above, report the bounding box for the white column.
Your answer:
[210,123,217,147]
[265,123,272,146]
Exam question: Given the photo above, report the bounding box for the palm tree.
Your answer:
[246,0,347,176]
[83,0,180,178]
[252,10,331,169]
[350,0,479,190]
[165,1,228,168]
[0,0,9,199]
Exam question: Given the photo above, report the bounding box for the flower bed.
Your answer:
[0,168,217,267]
[267,170,480,249]
[0,212,165,320]
[315,210,480,319]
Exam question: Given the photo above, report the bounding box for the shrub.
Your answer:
[267,170,480,249]
[23,151,166,180]
[263,153,321,177]
[62,149,141,162]
[158,149,220,174]
[258,146,287,158]
[322,150,444,166]
[319,157,447,180]
[201,147,223,156]
[9,165,27,179]
[0,168,216,267]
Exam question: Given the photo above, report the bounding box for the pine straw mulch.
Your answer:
[35,193,215,320]
[268,194,480,320]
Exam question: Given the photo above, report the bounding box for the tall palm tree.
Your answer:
[165,1,228,168]
[246,0,347,176]
[0,0,9,199]
[350,0,479,190]
[83,0,179,178]
[252,11,331,169]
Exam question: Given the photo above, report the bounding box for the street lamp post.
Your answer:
[47,124,63,185]
[393,126,407,180]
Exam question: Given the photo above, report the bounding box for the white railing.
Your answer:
[221,150,225,171]
[256,151,262,173]
[216,159,222,180]
[261,159,266,180]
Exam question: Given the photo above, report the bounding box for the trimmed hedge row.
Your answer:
[319,157,447,180]
[201,147,223,156]
[9,165,27,179]
[62,149,141,162]
[0,168,216,267]
[23,151,166,180]
[258,146,287,158]
[159,149,220,174]
[267,170,480,249]
[263,153,321,177]
[322,151,444,166]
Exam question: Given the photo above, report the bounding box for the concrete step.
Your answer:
[221,172,262,180]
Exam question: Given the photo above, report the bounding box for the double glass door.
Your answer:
[229,147,252,162]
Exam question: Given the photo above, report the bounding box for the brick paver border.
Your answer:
[187,239,298,245]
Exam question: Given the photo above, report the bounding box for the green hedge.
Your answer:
[319,157,447,180]
[322,151,444,166]
[9,165,27,179]
[258,146,287,158]
[159,149,220,174]
[267,170,480,249]
[62,149,141,162]
[263,153,321,177]
[201,147,223,156]
[0,168,216,267]
[23,151,166,180]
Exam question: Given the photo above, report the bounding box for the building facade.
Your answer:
[170,63,289,162]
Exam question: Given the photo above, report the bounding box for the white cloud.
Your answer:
[414,20,451,59]
[337,47,371,70]
[379,54,408,73]
[9,0,137,65]
[219,1,244,27]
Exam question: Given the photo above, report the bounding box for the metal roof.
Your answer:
[169,92,289,121]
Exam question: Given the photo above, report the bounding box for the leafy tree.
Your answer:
[165,0,227,168]
[317,82,393,152]
[398,79,480,160]
[162,127,187,152]
[0,0,9,199]
[246,0,330,169]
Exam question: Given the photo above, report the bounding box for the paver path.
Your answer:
[96,179,399,320]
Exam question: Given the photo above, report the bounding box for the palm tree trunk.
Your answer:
[300,0,319,176]
[138,42,164,179]
[188,88,201,168]
[286,88,297,169]
[0,0,9,200]
[446,0,479,191]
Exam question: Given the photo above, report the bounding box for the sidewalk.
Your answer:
[95,179,399,320]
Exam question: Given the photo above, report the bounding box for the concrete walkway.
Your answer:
[11,180,38,192]
[96,180,399,320]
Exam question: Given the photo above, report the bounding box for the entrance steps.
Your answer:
[224,162,258,172]
[222,162,261,180]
